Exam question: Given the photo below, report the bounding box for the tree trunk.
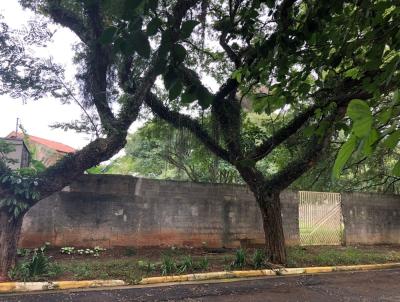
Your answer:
[0,209,24,281]
[255,190,287,264]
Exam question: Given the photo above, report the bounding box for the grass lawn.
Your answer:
[10,245,400,284]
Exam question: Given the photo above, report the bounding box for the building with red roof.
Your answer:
[6,131,75,167]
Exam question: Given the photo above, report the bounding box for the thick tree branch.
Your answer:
[84,1,117,134]
[248,88,373,162]
[145,93,232,163]
[45,1,89,42]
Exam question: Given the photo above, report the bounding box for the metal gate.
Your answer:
[299,191,343,245]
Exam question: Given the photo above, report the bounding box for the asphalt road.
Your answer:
[1,269,400,302]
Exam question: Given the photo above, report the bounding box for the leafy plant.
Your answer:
[9,244,62,281]
[138,260,156,273]
[60,247,75,255]
[231,249,247,269]
[197,257,209,271]
[177,255,194,273]
[60,246,106,257]
[252,249,266,269]
[160,256,176,275]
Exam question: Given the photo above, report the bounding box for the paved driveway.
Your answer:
[1,269,400,301]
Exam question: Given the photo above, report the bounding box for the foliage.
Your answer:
[0,169,40,218]
[230,249,247,269]
[334,94,400,179]
[197,257,209,271]
[138,260,156,273]
[177,255,195,273]
[98,119,241,183]
[8,244,62,281]
[160,256,176,275]
[0,139,17,166]
[252,249,266,269]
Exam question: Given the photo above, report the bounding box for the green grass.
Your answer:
[287,246,400,267]
[57,259,143,284]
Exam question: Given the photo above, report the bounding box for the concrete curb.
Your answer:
[0,279,126,294]
[139,262,400,284]
[1,263,400,293]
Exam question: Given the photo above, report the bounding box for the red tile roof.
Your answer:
[6,131,75,154]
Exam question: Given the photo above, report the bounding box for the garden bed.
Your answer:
[9,245,400,284]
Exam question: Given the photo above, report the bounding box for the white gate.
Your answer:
[299,191,343,245]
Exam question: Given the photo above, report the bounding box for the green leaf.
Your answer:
[383,130,400,150]
[344,67,361,79]
[99,27,117,44]
[181,86,197,104]
[362,128,379,155]
[163,67,178,90]
[377,108,393,124]
[172,44,187,64]
[147,17,162,36]
[196,86,213,109]
[333,135,357,178]
[169,81,183,100]
[347,99,373,138]
[180,20,200,39]
[393,160,400,177]
[131,31,151,58]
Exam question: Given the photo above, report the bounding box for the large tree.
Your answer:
[140,0,400,263]
[0,0,200,279]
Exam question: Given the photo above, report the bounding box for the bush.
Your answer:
[161,256,176,275]
[231,249,247,269]
[198,257,209,271]
[178,255,194,273]
[252,249,266,269]
[9,245,62,281]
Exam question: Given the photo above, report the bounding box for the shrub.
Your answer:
[198,257,209,271]
[161,256,176,275]
[178,255,194,273]
[9,244,62,281]
[231,249,247,269]
[252,249,266,269]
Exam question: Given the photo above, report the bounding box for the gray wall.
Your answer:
[20,175,299,248]
[20,175,400,248]
[342,192,400,245]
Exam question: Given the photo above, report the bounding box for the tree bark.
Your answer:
[237,166,287,264]
[255,190,286,264]
[0,209,24,281]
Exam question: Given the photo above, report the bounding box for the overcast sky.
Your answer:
[0,1,133,150]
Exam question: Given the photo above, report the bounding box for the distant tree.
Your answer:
[102,118,242,183]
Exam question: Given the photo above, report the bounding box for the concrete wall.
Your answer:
[342,192,400,245]
[20,175,400,248]
[20,175,299,248]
